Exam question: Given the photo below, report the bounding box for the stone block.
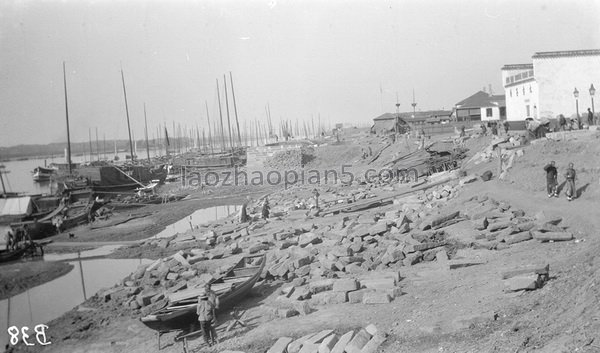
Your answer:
[532,231,573,242]
[345,329,371,353]
[369,222,388,235]
[309,279,334,294]
[249,243,269,254]
[504,274,539,291]
[311,291,348,305]
[360,277,396,290]
[306,330,335,345]
[403,252,422,266]
[299,232,323,247]
[298,343,319,353]
[505,231,532,245]
[288,333,317,353]
[331,330,355,353]
[362,292,392,304]
[268,337,294,353]
[318,334,339,353]
[360,333,386,353]
[333,278,359,292]
[347,289,372,303]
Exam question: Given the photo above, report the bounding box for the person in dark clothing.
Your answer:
[503,121,510,135]
[558,114,567,131]
[196,294,216,347]
[565,163,576,201]
[543,161,558,198]
[588,108,594,126]
[491,123,498,136]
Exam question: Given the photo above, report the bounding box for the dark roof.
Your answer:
[455,91,505,109]
[532,49,600,59]
[501,64,533,71]
[373,110,452,122]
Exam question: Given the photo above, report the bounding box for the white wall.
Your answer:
[505,81,539,121]
[480,106,502,121]
[535,55,600,119]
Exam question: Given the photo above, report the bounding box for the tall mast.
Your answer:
[88,128,93,162]
[229,72,242,146]
[144,103,151,162]
[103,134,106,160]
[205,101,214,154]
[223,75,234,151]
[120,66,135,163]
[216,79,226,152]
[95,127,100,161]
[63,62,73,174]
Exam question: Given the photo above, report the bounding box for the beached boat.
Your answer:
[0,247,29,263]
[0,242,45,263]
[140,254,266,333]
[32,166,56,182]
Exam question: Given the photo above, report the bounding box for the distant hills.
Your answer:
[0,139,164,161]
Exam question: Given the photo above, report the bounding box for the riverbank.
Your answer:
[0,261,74,300]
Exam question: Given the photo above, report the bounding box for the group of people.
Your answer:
[480,121,510,136]
[4,225,32,251]
[544,161,577,201]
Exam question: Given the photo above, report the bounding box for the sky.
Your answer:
[0,0,599,147]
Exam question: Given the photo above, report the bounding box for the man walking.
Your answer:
[565,163,576,201]
[543,161,558,198]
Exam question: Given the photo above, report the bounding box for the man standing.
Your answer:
[543,161,558,198]
[503,120,510,135]
[565,163,576,201]
[588,108,594,126]
[196,294,215,347]
[205,283,220,345]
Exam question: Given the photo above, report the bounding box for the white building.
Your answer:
[502,49,600,121]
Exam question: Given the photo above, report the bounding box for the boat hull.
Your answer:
[140,254,265,333]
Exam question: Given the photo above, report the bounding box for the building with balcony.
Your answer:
[502,49,600,121]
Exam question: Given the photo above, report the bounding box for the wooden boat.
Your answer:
[32,166,56,182]
[140,254,266,333]
[0,241,45,263]
[0,247,29,263]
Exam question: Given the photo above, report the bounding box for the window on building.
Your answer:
[510,89,512,97]
[500,107,506,117]
[486,108,493,117]
[529,85,532,93]
[506,77,510,84]
[526,105,530,117]
[516,89,518,96]
[522,87,525,95]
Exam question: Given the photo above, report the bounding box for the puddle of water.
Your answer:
[0,257,150,348]
[0,205,238,347]
[153,205,239,239]
[44,244,125,262]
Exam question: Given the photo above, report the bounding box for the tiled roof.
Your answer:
[532,49,600,59]
[455,91,505,108]
[501,64,534,71]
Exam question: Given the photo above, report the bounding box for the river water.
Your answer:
[0,204,240,348]
[0,257,150,348]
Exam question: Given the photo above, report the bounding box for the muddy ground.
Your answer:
[5,128,600,353]
[0,261,74,300]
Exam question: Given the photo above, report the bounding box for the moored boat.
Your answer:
[140,254,266,333]
[32,166,56,182]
